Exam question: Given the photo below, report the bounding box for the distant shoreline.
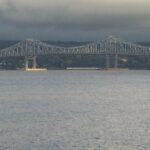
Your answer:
[0,68,150,71]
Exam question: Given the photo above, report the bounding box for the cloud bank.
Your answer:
[0,0,150,41]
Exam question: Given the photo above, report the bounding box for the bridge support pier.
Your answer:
[32,56,37,69]
[114,54,118,68]
[25,56,29,69]
[24,56,37,70]
[106,54,110,69]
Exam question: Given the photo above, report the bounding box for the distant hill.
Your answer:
[136,42,150,47]
[44,41,90,47]
[0,41,19,49]
[0,40,90,50]
[0,40,150,49]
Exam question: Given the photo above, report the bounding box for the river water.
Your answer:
[0,70,150,150]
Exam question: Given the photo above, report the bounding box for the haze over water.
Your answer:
[0,70,150,150]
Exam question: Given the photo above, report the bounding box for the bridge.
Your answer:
[0,36,150,70]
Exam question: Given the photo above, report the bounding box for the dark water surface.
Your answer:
[0,70,150,150]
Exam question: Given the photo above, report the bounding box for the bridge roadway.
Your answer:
[0,36,150,69]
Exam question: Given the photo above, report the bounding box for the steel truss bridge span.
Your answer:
[0,36,150,69]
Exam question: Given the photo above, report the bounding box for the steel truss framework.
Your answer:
[0,36,150,57]
[0,36,150,69]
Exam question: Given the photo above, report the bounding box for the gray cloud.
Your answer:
[0,0,150,41]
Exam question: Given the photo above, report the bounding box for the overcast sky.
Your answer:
[0,0,150,41]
